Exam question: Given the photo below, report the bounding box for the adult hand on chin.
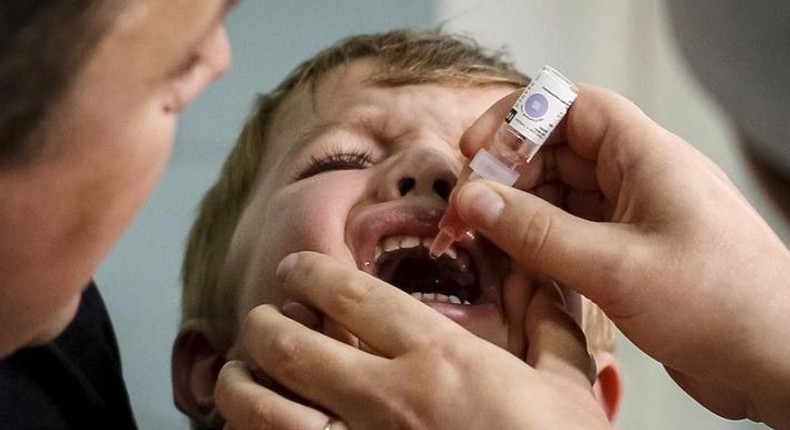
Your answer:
[214,251,612,430]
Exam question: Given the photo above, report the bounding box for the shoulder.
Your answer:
[0,282,137,429]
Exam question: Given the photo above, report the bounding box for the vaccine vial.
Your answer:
[430,65,578,258]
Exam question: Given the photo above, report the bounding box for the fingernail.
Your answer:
[457,182,504,228]
[276,253,299,278]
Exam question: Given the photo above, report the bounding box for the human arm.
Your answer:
[214,251,611,430]
[454,85,790,427]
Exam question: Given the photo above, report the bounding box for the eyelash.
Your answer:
[295,149,374,181]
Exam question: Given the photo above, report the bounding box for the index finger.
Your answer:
[459,89,561,192]
[462,84,684,210]
[214,360,331,430]
[458,87,604,194]
[558,84,657,162]
[459,88,522,159]
[524,284,595,386]
[276,251,463,357]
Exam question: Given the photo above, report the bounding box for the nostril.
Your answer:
[433,179,452,201]
[398,177,416,196]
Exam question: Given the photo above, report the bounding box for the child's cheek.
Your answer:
[273,178,363,264]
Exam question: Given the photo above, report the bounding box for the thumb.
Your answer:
[455,180,640,304]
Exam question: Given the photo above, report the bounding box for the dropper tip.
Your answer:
[429,228,456,259]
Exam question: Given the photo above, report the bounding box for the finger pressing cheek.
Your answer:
[523,283,595,387]
[214,361,330,430]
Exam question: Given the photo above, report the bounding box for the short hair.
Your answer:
[180,28,615,353]
[0,0,122,167]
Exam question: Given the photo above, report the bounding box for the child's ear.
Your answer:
[172,319,227,428]
[591,351,623,422]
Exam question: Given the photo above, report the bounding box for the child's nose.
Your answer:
[378,148,458,202]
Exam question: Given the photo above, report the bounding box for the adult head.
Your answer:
[0,0,236,357]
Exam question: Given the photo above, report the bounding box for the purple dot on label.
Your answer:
[524,93,549,120]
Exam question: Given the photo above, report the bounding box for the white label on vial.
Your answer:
[506,67,578,147]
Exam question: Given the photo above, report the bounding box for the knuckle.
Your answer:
[265,330,303,369]
[433,333,468,359]
[515,207,554,261]
[422,334,477,378]
[248,398,277,430]
[329,271,376,317]
[241,307,304,378]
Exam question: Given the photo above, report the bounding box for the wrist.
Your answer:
[743,270,790,427]
[746,331,790,428]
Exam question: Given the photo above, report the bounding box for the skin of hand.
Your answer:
[452,85,790,427]
[214,251,611,430]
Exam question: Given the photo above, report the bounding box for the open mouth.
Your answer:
[373,235,481,305]
[347,204,512,349]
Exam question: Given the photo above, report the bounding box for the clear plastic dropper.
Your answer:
[429,65,578,258]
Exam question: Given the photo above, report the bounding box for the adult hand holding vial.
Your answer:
[430,65,578,258]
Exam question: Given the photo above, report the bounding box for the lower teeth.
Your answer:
[410,292,470,305]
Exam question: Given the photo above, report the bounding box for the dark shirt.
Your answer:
[0,283,137,429]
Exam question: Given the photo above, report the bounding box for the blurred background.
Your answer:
[97,1,785,428]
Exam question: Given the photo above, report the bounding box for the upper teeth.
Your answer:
[375,235,458,263]
[373,234,476,306]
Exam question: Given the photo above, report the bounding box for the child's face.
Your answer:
[226,59,579,356]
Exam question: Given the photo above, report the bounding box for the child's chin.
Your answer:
[423,301,508,349]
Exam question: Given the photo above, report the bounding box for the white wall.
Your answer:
[437,0,785,429]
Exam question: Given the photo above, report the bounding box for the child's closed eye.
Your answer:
[294,148,374,181]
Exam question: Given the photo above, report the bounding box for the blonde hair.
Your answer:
[180,28,615,353]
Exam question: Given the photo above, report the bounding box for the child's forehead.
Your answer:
[268,59,509,152]
[275,59,380,125]
[262,61,375,159]
[258,58,519,187]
